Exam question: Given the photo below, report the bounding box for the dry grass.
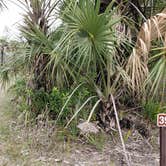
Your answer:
[0,89,160,166]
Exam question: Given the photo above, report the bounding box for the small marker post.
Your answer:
[157,114,166,166]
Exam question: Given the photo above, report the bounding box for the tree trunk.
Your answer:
[33,53,50,91]
[1,46,4,66]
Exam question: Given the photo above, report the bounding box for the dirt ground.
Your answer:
[0,89,160,166]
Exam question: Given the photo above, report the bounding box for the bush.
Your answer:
[10,79,96,127]
[143,100,166,123]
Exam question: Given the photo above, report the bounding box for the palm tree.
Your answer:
[52,0,126,128]
[7,0,123,122]
[20,0,59,91]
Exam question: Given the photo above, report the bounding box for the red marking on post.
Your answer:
[157,114,166,127]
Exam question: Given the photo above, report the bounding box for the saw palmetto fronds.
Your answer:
[126,8,166,98]
[145,43,166,103]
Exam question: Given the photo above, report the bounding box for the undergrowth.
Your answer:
[9,78,101,144]
[143,100,166,123]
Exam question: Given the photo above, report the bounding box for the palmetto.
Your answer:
[0,0,123,123]
[126,8,166,102]
[57,0,120,95]
[0,0,165,126]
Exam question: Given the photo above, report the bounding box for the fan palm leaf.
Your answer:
[126,8,166,97]
[57,0,120,97]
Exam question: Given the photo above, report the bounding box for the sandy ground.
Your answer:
[0,88,160,166]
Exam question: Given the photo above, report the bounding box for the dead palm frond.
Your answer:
[126,8,166,96]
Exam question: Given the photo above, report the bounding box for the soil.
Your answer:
[0,89,160,166]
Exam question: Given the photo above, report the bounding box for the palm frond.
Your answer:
[57,0,120,96]
[126,8,166,95]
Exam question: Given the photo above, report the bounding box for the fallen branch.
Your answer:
[111,94,131,166]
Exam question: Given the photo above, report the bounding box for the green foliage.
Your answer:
[143,100,166,123]
[10,78,27,97]
[1,0,166,139]
[57,0,121,98]
[31,89,49,112]
[144,47,166,102]
[10,78,96,127]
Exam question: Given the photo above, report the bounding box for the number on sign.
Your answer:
[157,114,166,127]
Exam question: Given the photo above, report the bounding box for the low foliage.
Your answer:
[143,100,166,123]
[10,78,96,128]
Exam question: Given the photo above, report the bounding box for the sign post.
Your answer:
[157,114,166,166]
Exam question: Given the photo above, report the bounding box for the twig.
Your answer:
[111,94,131,166]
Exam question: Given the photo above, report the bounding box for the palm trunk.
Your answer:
[1,46,4,66]
[33,54,50,91]
[96,0,115,131]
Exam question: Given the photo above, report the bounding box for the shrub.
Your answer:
[10,79,96,127]
[143,100,166,123]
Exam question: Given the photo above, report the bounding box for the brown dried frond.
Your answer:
[126,8,166,95]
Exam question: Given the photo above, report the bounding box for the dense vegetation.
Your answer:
[0,0,165,140]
